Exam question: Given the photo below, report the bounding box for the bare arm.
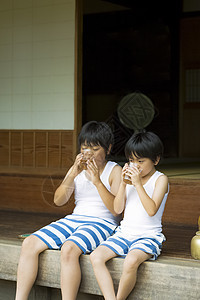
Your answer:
[130,167,168,216]
[87,160,122,216]
[54,153,82,206]
[135,175,168,216]
[113,165,128,214]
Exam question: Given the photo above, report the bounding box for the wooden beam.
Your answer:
[0,240,199,299]
[73,0,83,158]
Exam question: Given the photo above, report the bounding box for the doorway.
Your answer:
[82,0,181,160]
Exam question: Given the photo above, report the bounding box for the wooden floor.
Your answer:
[0,210,197,260]
[158,160,200,180]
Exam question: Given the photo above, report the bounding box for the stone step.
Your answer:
[0,240,199,300]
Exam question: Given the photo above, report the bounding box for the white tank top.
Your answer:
[73,161,121,226]
[120,171,169,236]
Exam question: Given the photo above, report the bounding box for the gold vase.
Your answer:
[191,216,200,260]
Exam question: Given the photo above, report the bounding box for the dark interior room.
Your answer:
[82,0,200,162]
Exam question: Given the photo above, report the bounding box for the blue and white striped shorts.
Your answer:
[100,228,166,260]
[32,214,117,254]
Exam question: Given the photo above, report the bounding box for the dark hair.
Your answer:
[125,131,164,163]
[78,121,114,154]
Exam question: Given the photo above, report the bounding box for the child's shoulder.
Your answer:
[155,171,168,181]
[110,162,122,171]
[157,173,168,182]
[155,172,169,192]
[107,160,122,169]
[109,161,122,177]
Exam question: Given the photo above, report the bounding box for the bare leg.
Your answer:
[90,246,118,300]
[15,235,48,300]
[116,250,151,300]
[60,241,83,300]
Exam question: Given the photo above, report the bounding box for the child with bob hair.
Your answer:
[90,131,169,300]
[15,121,122,300]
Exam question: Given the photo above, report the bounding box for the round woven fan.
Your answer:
[117,92,155,131]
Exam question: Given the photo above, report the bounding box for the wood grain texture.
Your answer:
[163,178,200,226]
[0,129,74,214]
[0,174,75,214]
[0,130,73,169]
[0,211,199,299]
[0,174,199,223]
[0,240,199,300]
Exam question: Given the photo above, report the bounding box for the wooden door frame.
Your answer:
[74,0,83,158]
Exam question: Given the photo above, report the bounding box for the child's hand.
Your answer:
[70,153,84,177]
[122,163,129,183]
[128,165,142,187]
[122,163,142,186]
[87,159,101,185]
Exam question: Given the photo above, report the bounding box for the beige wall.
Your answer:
[0,0,75,130]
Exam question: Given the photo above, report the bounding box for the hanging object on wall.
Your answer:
[117,91,155,132]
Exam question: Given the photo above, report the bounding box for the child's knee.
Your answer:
[21,235,42,255]
[90,250,97,263]
[123,255,140,272]
[61,241,81,262]
[90,250,103,266]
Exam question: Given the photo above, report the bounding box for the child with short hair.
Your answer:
[90,131,169,300]
[15,121,122,300]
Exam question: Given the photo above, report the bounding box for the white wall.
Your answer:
[0,0,75,130]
